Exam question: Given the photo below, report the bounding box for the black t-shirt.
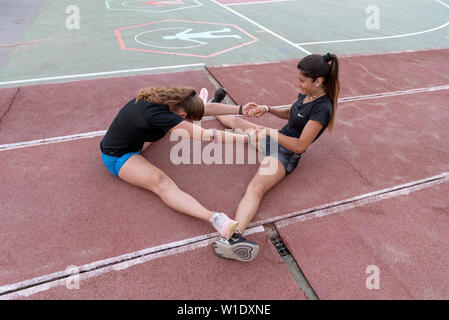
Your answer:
[100,98,184,157]
[279,93,333,142]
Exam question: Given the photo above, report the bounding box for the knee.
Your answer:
[152,174,176,195]
[246,181,266,198]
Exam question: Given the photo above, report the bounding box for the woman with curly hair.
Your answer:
[100,86,253,241]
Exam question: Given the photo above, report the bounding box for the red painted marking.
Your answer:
[217,0,283,4]
[142,0,185,6]
[114,19,259,58]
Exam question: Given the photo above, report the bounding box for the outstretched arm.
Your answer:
[269,106,290,119]
[246,104,290,119]
[203,102,256,117]
[169,120,251,144]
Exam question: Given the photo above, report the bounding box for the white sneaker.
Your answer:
[210,212,239,240]
[199,88,208,104]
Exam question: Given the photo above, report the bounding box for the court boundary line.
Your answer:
[1,47,447,88]
[105,0,204,13]
[296,0,449,46]
[1,172,447,299]
[210,0,311,55]
[0,84,447,152]
[0,63,206,86]
[225,0,293,6]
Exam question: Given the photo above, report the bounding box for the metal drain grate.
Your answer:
[270,236,291,257]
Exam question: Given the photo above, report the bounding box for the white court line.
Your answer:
[1,172,448,299]
[265,85,449,110]
[331,84,449,103]
[1,84,447,152]
[273,172,449,228]
[0,63,206,87]
[0,130,107,152]
[226,0,293,6]
[0,225,265,299]
[210,0,311,55]
[296,0,449,46]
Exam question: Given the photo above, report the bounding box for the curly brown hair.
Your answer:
[136,86,204,121]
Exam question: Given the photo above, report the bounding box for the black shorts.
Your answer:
[260,136,301,175]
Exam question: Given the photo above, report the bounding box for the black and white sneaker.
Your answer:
[209,88,227,103]
[212,232,259,262]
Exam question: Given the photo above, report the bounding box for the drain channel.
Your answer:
[270,235,291,257]
[264,223,319,300]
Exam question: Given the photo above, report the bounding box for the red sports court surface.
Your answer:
[16,231,306,300]
[0,71,216,145]
[207,48,449,106]
[1,49,448,300]
[276,181,449,300]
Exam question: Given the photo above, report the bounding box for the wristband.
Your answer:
[239,105,243,115]
[264,105,271,113]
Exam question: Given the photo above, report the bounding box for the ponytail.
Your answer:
[325,54,340,132]
[297,53,341,132]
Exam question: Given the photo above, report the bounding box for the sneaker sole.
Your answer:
[212,239,259,262]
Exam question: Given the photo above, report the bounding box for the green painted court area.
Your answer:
[0,0,448,86]
[1,0,449,303]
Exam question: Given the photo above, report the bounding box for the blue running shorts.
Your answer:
[101,150,141,177]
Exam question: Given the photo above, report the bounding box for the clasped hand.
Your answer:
[241,102,269,118]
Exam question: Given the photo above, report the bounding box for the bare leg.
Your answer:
[216,115,259,131]
[217,116,286,231]
[235,156,286,232]
[118,154,214,222]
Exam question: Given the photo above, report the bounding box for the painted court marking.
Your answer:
[210,0,311,55]
[297,0,449,46]
[1,172,447,299]
[0,84,447,152]
[105,0,204,13]
[115,20,258,58]
[0,63,206,86]
[223,0,292,5]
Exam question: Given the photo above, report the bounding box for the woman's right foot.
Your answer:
[210,212,239,240]
[212,232,259,262]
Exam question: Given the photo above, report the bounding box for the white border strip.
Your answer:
[0,63,205,87]
[337,84,449,103]
[273,172,449,228]
[260,85,449,110]
[296,0,449,46]
[0,226,264,299]
[226,0,292,6]
[210,0,311,55]
[1,173,447,299]
[1,84,447,152]
[0,130,107,151]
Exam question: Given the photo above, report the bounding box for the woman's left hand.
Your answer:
[255,126,276,139]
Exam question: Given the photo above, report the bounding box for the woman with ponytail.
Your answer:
[100,86,255,242]
[212,53,340,262]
